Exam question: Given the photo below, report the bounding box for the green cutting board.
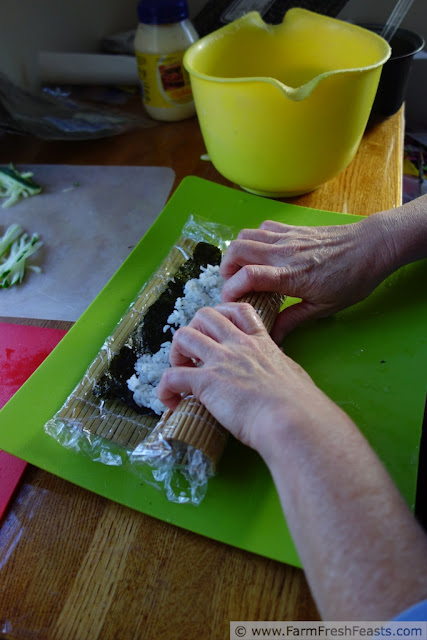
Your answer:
[0,176,426,569]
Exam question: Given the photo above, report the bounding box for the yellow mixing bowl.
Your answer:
[184,9,391,197]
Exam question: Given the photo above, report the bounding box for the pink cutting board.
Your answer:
[0,323,66,519]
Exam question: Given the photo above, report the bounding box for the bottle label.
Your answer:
[135,50,193,108]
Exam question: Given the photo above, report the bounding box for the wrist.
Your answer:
[251,403,293,467]
[254,386,356,475]
[362,195,427,273]
[357,212,401,279]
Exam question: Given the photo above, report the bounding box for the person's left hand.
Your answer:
[219,219,394,342]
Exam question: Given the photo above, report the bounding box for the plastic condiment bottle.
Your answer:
[134,0,198,121]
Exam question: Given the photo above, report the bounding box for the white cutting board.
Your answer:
[0,165,175,321]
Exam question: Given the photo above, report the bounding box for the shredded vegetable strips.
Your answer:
[0,224,22,257]
[0,224,43,288]
[0,164,42,208]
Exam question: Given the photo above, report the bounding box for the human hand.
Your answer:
[160,298,427,625]
[220,217,396,342]
[157,302,350,465]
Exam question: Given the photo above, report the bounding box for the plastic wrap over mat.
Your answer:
[44,215,284,504]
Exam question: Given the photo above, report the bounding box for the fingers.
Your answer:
[191,302,264,337]
[168,303,266,367]
[220,222,296,280]
[270,301,318,342]
[236,227,284,244]
[157,366,198,410]
[168,324,220,367]
[220,238,281,279]
[209,302,266,336]
[158,303,270,412]
[259,220,292,233]
[271,300,336,343]
[239,220,291,235]
[221,264,292,302]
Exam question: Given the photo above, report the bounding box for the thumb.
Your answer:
[271,301,321,342]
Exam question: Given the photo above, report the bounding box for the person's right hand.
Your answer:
[220,216,397,342]
[157,301,353,465]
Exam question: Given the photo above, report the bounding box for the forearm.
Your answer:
[159,304,427,620]
[219,196,427,340]
[264,404,427,621]
[360,194,427,273]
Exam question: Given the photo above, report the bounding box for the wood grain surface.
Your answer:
[0,105,404,640]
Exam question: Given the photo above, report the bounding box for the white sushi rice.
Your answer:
[127,342,172,416]
[127,264,224,415]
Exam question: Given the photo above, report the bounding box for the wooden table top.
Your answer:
[0,106,404,639]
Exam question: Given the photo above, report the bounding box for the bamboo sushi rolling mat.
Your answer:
[55,236,197,449]
[55,236,283,463]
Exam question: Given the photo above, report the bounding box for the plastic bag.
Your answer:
[0,72,153,140]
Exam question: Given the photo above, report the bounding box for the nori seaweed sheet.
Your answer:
[93,242,222,415]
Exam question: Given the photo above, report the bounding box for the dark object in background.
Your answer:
[193,0,350,37]
[415,394,427,533]
[360,24,425,127]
